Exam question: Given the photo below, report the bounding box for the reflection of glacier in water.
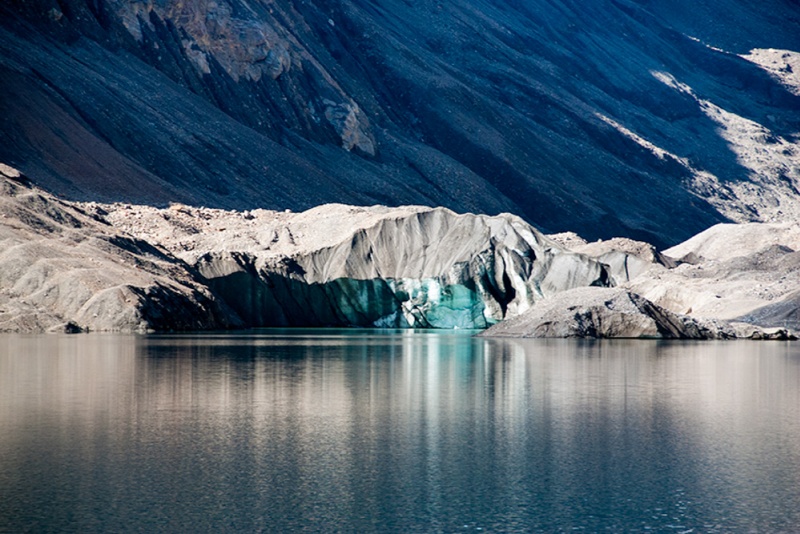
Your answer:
[1,331,799,531]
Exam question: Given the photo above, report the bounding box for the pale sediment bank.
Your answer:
[1,165,797,338]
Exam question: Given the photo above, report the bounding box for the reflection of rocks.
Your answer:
[0,169,240,333]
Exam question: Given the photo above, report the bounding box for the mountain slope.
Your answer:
[2,0,799,247]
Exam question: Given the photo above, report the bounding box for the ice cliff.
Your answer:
[0,164,613,332]
[103,203,611,328]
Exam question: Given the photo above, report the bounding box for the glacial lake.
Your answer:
[1,330,799,533]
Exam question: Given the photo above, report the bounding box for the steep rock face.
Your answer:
[102,203,612,328]
[0,166,241,332]
[3,1,800,247]
[479,287,795,340]
[105,0,377,155]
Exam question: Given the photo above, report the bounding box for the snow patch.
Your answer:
[685,35,731,55]
[597,114,688,164]
[741,48,800,96]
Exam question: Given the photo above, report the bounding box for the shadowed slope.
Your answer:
[2,0,800,247]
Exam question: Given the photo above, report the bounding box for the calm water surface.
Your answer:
[1,330,799,532]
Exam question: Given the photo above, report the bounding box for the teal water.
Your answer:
[1,330,799,532]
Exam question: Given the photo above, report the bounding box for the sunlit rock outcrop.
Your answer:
[103,203,612,328]
[479,287,795,340]
[548,233,677,285]
[628,222,800,332]
[479,287,725,339]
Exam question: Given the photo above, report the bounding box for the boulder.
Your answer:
[478,287,735,339]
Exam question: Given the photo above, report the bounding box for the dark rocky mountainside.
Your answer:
[2,0,800,247]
